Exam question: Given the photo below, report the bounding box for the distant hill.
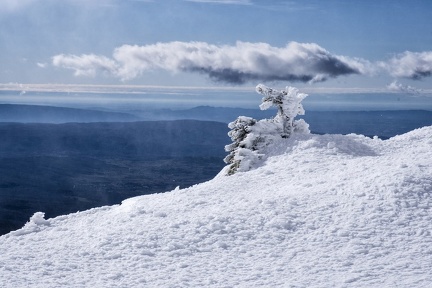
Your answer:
[0,104,140,123]
[2,104,431,139]
[136,105,276,122]
[300,110,432,138]
[137,106,432,138]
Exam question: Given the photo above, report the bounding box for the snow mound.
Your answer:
[1,127,432,287]
[10,212,51,236]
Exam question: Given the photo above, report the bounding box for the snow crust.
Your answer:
[1,126,432,287]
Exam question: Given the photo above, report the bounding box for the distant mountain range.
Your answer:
[0,104,140,123]
[0,104,276,124]
[135,105,276,122]
[301,110,432,139]
[139,106,432,138]
[1,104,431,139]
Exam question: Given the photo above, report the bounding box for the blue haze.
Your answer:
[1,90,432,112]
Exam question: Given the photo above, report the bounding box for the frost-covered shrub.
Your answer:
[224,84,309,175]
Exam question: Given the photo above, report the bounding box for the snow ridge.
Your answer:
[1,126,432,287]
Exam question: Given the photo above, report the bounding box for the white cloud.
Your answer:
[382,51,432,80]
[52,41,369,84]
[386,80,422,94]
[52,54,118,77]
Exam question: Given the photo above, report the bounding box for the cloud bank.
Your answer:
[52,41,370,84]
[387,80,422,94]
[53,41,432,85]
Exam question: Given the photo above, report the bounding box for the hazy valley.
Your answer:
[1,104,431,235]
[0,118,229,235]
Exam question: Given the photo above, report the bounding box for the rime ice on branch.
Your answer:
[256,84,308,138]
[224,84,309,175]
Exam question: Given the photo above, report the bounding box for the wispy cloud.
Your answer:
[184,0,252,4]
[184,0,312,9]
[52,41,369,84]
[0,0,37,12]
[37,62,48,68]
[381,51,432,80]
[0,0,128,13]
[52,54,118,77]
[251,0,318,11]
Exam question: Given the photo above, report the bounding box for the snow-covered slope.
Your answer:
[1,126,432,287]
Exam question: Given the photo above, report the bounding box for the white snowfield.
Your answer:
[1,126,432,287]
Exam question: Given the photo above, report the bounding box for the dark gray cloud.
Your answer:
[187,47,361,84]
[411,70,431,80]
[188,67,316,84]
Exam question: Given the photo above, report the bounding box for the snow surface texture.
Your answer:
[1,126,432,287]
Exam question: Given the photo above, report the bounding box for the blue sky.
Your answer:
[1,0,432,92]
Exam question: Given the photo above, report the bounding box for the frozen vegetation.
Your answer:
[1,86,432,287]
[224,84,309,175]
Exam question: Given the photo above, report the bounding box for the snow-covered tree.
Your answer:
[224,84,309,175]
[256,84,309,138]
[224,116,261,175]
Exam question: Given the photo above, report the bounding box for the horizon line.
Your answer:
[1,83,431,94]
